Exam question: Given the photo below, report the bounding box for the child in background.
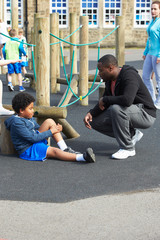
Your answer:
[18,28,30,83]
[0,59,22,115]
[5,92,96,163]
[3,29,26,92]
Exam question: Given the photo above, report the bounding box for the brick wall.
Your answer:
[25,0,148,48]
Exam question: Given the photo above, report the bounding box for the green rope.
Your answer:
[59,42,101,107]
[50,25,82,46]
[61,80,103,108]
[31,47,37,82]
[0,32,36,47]
[59,45,78,107]
[50,25,119,47]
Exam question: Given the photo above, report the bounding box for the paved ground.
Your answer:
[0,49,160,240]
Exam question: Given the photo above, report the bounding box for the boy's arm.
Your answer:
[19,42,27,56]
[0,59,22,66]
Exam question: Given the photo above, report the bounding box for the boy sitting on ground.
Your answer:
[5,92,95,163]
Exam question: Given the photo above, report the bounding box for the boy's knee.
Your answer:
[46,118,56,125]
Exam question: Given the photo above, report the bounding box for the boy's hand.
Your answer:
[50,123,62,135]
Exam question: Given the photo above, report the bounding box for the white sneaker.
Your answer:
[154,103,160,109]
[132,129,143,146]
[0,107,14,116]
[112,149,136,160]
[154,98,160,109]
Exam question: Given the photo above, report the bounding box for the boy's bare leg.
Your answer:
[8,73,12,83]
[17,73,22,86]
[46,146,76,161]
[38,118,63,143]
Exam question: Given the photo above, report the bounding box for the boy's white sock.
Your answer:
[57,140,67,151]
[76,154,86,162]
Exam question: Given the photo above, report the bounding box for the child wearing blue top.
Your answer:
[18,28,30,83]
[3,29,26,92]
[142,1,160,108]
[5,92,95,163]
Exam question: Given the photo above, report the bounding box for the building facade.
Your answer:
[1,0,153,47]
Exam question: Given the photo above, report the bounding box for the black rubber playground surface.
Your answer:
[0,49,160,203]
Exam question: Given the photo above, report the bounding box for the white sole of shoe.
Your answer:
[112,150,136,160]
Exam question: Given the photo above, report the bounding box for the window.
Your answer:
[50,0,68,28]
[134,0,151,28]
[103,0,121,27]
[81,0,98,28]
[4,0,23,28]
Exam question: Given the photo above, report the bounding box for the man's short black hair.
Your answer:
[98,54,118,68]
[12,92,35,114]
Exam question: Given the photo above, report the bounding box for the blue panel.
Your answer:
[111,3,115,7]
[116,3,120,7]
[63,10,66,13]
[93,15,97,19]
[136,3,140,7]
[52,10,56,12]
[63,3,66,7]
[88,3,92,7]
[147,3,150,7]
[141,3,145,7]
[52,3,55,7]
[93,3,98,7]
[105,3,109,7]
[57,9,61,13]
[57,3,61,7]
[82,3,86,7]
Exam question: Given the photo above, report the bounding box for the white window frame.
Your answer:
[103,0,121,28]
[81,0,99,28]
[134,0,152,28]
[4,0,23,28]
[50,0,68,28]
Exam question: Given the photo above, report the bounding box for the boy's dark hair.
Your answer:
[98,54,118,68]
[12,92,35,114]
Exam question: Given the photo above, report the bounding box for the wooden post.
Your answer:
[50,13,60,93]
[57,75,78,107]
[0,117,17,155]
[79,16,89,106]
[60,30,64,66]
[70,13,77,74]
[115,16,125,67]
[11,0,18,32]
[35,17,50,106]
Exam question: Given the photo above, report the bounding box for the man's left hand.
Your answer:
[99,97,105,110]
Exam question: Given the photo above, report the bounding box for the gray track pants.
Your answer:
[90,104,156,150]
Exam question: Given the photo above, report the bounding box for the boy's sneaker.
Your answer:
[8,82,14,91]
[83,148,96,163]
[64,147,81,154]
[131,129,143,146]
[22,78,30,83]
[19,86,25,92]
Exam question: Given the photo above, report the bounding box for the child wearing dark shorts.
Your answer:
[5,92,95,163]
[3,29,26,92]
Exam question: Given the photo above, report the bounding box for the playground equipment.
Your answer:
[0,12,125,154]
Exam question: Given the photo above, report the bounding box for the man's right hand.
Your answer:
[83,112,92,129]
